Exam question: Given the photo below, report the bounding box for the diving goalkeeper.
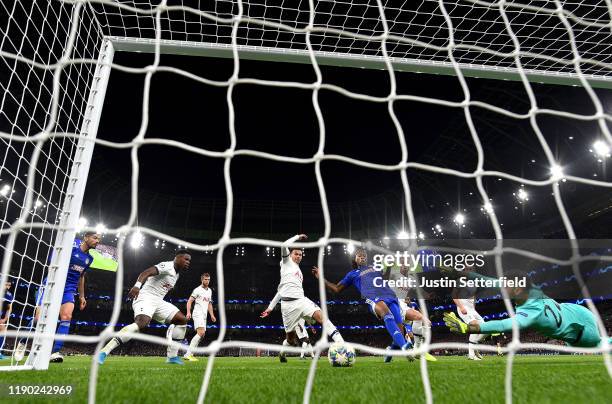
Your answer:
[443,270,611,348]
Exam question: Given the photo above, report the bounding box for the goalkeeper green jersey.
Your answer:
[468,272,605,347]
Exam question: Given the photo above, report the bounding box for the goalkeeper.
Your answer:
[443,270,611,348]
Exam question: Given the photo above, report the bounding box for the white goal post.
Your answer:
[0,2,611,404]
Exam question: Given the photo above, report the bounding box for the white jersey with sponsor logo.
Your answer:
[139,261,178,299]
[277,235,304,299]
[191,285,213,313]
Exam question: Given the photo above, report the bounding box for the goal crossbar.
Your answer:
[109,36,612,89]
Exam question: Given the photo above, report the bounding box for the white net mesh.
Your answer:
[93,0,612,85]
[0,0,610,403]
[0,0,104,367]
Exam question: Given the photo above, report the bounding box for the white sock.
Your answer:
[301,342,307,358]
[308,343,314,358]
[412,320,423,336]
[468,331,484,357]
[102,323,139,355]
[186,334,202,356]
[469,333,485,343]
[324,320,343,342]
[166,324,175,341]
[167,325,186,358]
[414,336,422,350]
[280,339,290,357]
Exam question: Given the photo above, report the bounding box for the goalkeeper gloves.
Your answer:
[443,312,468,334]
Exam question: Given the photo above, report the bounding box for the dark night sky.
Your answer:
[84,49,612,239]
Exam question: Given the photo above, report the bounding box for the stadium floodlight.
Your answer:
[591,140,611,157]
[129,231,144,249]
[418,232,425,240]
[75,217,88,233]
[35,199,43,208]
[95,223,106,234]
[550,164,564,180]
[346,243,356,254]
[515,188,529,202]
[454,214,466,225]
[396,230,409,240]
[0,184,11,197]
[482,203,494,214]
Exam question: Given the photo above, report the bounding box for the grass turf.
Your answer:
[0,355,610,403]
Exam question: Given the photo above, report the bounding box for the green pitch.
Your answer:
[0,355,610,403]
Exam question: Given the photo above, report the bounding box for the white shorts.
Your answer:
[281,297,319,332]
[400,300,410,320]
[132,295,180,324]
[295,319,308,339]
[457,307,483,324]
[192,309,207,330]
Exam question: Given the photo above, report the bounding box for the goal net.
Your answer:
[1,0,611,403]
[0,1,109,369]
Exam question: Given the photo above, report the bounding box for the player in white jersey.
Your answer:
[384,265,436,362]
[264,293,315,359]
[260,234,343,362]
[452,277,485,360]
[98,250,192,365]
[183,273,216,361]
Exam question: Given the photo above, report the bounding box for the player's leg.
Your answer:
[459,309,485,360]
[568,305,608,348]
[164,306,187,364]
[184,326,206,361]
[0,321,7,360]
[279,330,298,363]
[310,309,343,342]
[378,299,413,362]
[279,300,301,362]
[49,297,75,363]
[294,321,311,359]
[299,337,314,359]
[14,291,43,361]
[99,297,156,364]
[100,314,150,360]
[407,310,437,362]
[377,300,409,350]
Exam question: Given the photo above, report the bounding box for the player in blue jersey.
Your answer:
[14,231,101,363]
[312,247,414,361]
[443,270,612,349]
[0,279,14,360]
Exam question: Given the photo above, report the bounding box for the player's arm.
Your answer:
[444,305,536,335]
[208,302,216,322]
[311,266,346,294]
[186,296,195,320]
[281,234,307,261]
[78,272,87,310]
[260,291,281,318]
[128,266,159,299]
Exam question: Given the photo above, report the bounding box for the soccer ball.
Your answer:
[327,342,356,367]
